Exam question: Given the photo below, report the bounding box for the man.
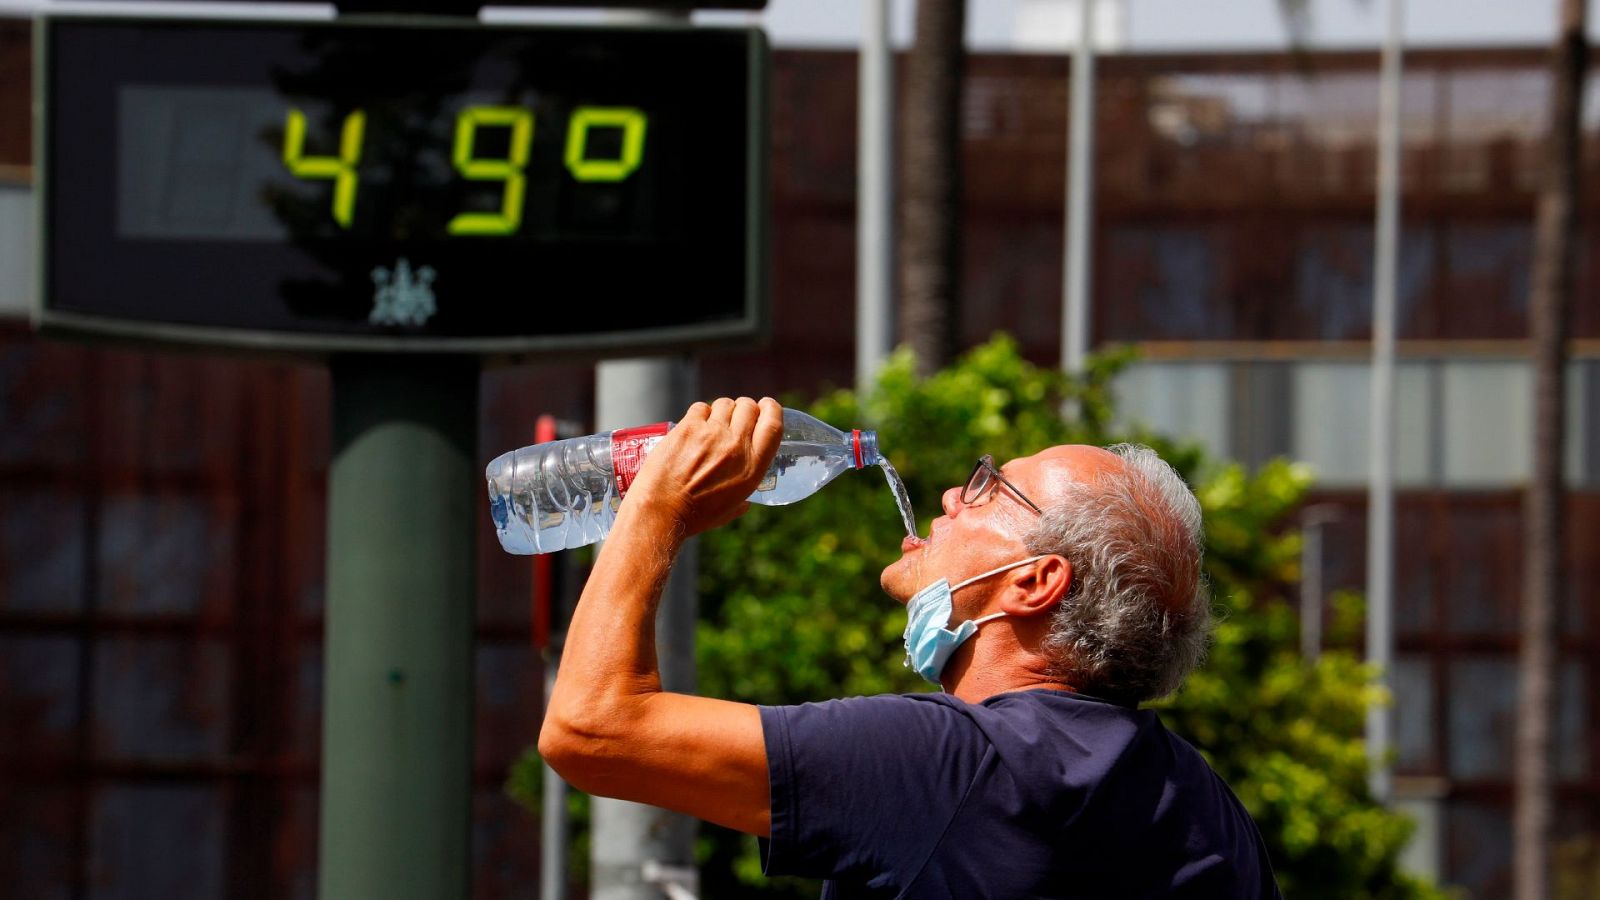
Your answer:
[540,396,1281,898]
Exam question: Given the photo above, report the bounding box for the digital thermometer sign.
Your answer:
[37,16,769,355]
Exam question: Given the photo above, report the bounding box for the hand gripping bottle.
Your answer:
[485,408,880,554]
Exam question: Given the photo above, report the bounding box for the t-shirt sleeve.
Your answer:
[759,694,991,885]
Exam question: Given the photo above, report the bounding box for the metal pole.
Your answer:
[1061,0,1096,376]
[1301,505,1339,662]
[536,413,570,900]
[591,356,699,900]
[1367,0,1404,805]
[856,0,895,395]
[319,357,478,900]
[541,656,570,900]
[1303,522,1324,660]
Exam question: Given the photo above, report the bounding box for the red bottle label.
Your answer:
[611,422,672,497]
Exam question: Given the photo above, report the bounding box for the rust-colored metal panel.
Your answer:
[0,20,28,172]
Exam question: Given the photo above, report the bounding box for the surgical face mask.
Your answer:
[902,555,1047,686]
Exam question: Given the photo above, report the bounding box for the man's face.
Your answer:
[879,445,1124,608]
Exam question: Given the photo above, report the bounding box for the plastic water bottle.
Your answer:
[486,409,881,555]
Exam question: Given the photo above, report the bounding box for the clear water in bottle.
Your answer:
[486,432,621,555]
[752,410,876,505]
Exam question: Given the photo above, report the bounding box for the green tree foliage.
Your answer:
[512,336,1444,899]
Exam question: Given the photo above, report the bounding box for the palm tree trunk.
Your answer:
[1517,1,1586,897]
[899,0,966,377]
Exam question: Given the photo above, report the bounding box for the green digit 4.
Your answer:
[448,106,534,236]
[282,108,365,228]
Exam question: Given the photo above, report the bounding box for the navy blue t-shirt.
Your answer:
[759,689,1281,899]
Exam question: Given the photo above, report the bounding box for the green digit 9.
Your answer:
[564,106,649,182]
[282,108,366,228]
[447,106,534,236]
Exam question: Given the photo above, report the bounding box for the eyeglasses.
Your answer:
[961,455,1043,515]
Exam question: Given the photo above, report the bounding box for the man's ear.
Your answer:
[1001,555,1072,617]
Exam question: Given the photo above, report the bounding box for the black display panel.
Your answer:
[37,16,768,354]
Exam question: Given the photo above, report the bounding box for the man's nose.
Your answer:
[941,486,964,516]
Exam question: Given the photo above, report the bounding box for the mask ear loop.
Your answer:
[946,555,1047,640]
[948,554,1048,594]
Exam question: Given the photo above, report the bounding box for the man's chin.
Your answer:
[880,556,916,605]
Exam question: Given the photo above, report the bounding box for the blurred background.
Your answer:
[2,0,1598,897]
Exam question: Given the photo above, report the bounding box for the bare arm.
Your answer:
[537,396,783,837]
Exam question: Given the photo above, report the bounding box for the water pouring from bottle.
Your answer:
[876,456,919,540]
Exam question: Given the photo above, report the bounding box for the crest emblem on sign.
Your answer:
[369,258,438,326]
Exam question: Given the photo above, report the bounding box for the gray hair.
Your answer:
[1022,443,1211,704]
